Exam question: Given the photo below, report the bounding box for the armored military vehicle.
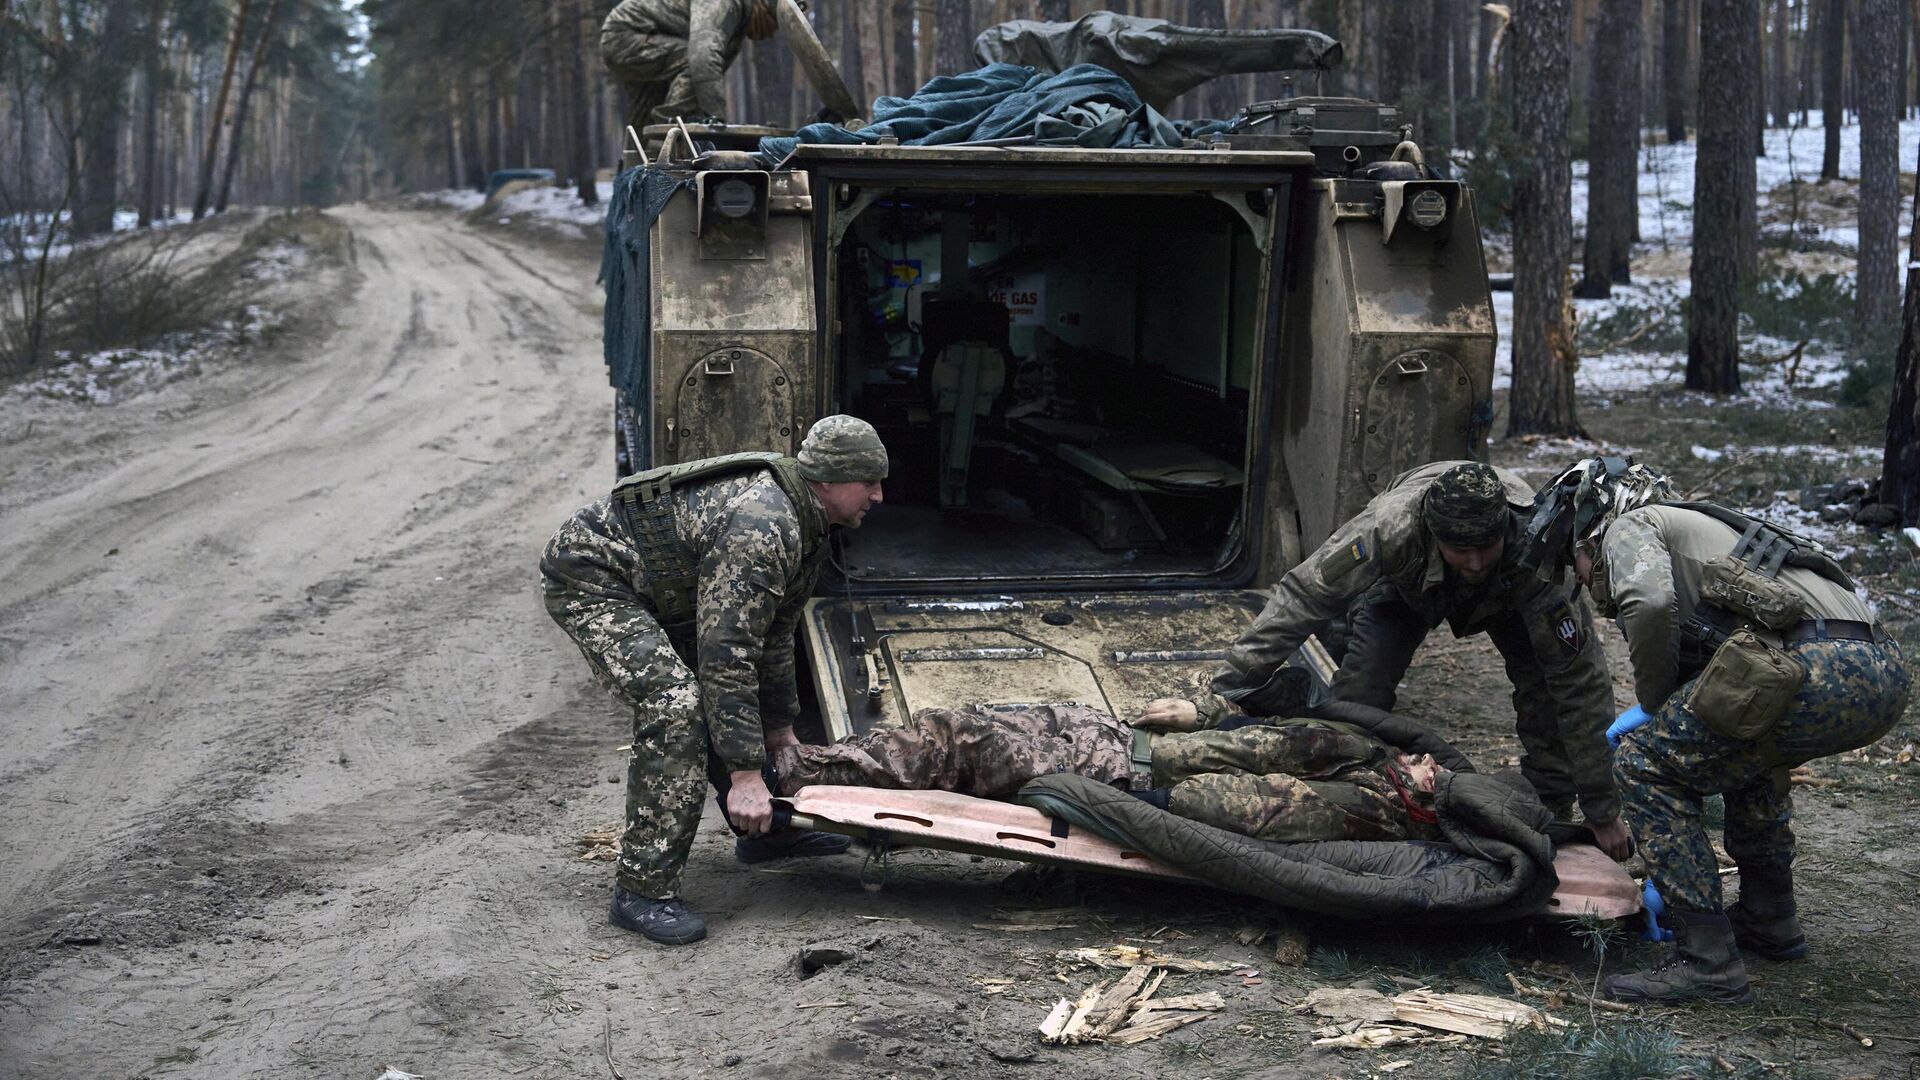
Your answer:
[607,10,1496,742]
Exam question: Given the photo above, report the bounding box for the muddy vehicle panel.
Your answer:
[616,83,1494,739]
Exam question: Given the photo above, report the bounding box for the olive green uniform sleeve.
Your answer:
[1601,512,1684,709]
[1210,512,1414,712]
[1511,583,1621,823]
[695,480,806,772]
[687,0,747,118]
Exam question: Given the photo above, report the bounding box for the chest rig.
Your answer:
[1664,502,1855,674]
[611,452,825,646]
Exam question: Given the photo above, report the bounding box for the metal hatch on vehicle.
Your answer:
[802,590,1267,740]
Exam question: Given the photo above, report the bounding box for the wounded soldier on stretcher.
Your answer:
[772,698,1462,846]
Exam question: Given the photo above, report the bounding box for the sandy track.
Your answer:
[0,206,652,1076]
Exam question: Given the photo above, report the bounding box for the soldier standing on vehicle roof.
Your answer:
[540,415,888,946]
[600,0,779,134]
[1139,460,1630,858]
[1522,457,1910,1006]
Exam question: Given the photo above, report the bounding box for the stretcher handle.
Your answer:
[770,802,816,832]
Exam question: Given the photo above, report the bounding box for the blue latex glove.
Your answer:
[1640,881,1674,942]
[1607,704,1652,747]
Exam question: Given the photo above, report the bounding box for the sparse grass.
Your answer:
[1460,944,1514,989]
[1462,1023,1685,1080]
[1307,945,1358,981]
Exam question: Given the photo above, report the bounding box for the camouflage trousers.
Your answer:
[776,709,1424,844]
[1333,581,1598,818]
[599,27,702,130]
[774,705,1134,798]
[1615,638,1911,913]
[542,585,714,899]
[1153,721,1425,843]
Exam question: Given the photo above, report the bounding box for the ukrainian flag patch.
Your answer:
[1329,536,1370,578]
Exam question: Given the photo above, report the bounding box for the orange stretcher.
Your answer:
[775,786,1642,920]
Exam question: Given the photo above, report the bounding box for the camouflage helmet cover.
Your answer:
[797,414,889,483]
[1519,456,1678,575]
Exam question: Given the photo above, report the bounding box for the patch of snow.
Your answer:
[1,208,196,266]
[494,180,615,229]
[415,188,487,212]
[244,239,311,282]
[1690,445,1724,461]
[1742,491,1859,559]
[10,305,286,406]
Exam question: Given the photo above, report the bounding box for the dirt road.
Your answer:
[3,205,1915,1080]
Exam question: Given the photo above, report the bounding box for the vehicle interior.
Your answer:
[828,191,1272,588]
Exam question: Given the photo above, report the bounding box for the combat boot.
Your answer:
[1728,869,1808,961]
[1603,909,1754,1006]
[609,887,707,946]
[735,828,852,864]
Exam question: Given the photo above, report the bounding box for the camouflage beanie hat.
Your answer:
[1423,462,1511,546]
[797,415,889,483]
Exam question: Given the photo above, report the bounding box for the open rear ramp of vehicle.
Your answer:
[802,590,1266,741]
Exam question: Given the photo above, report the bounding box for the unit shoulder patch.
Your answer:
[1552,602,1585,655]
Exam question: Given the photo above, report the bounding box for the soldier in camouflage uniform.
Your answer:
[541,415,888,945]
[600,0,778,133]
[1522,457,1911,1005]
[1142,461,1627,856]
[774,704,1446,844]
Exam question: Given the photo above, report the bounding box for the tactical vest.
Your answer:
[1668,501,1855,672]
[610,452,826,643]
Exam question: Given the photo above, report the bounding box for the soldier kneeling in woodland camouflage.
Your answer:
[773,696,1450,846]
[541,416,888,947]
[1522,457,1912,1006]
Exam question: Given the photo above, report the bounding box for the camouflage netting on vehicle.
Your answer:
[600,165,690,470]
[755,62,1229,163]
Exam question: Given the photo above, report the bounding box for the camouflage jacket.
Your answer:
[602,0,757,118]
[1205,460,1617,819]
[542,467,830,772]
[1599,504,1872,709]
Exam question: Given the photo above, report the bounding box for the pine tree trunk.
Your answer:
[892,0,917,95]
[1856,0,1902,331]
[1577,0,1640,297]
[74,0,137,237]
[1820,0,1843,178]
[1736,0,1759,275]
[1687,0,1749,393]
[193,0,252,221]
[856,1,888,107]
[444,80,459,189]
[1507,0,1583,436]
[460,77,485,191]
[1770,0,1790,126]
[215,0,280,215]
[934,0,974,76]
[137,0,166,227]
[1882,138,1920,524]
[1664,0,1690,140]
[567,0,595,204]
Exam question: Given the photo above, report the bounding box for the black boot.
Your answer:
[1604,909,1754,1006]
[1728,869,1808,961]
[735,828,852,864]
[609,887,707,946]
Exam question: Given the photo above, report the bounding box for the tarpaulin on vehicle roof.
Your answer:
[755,62,1228,163]
[599,165,687,469]
[973,13,1342,112]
